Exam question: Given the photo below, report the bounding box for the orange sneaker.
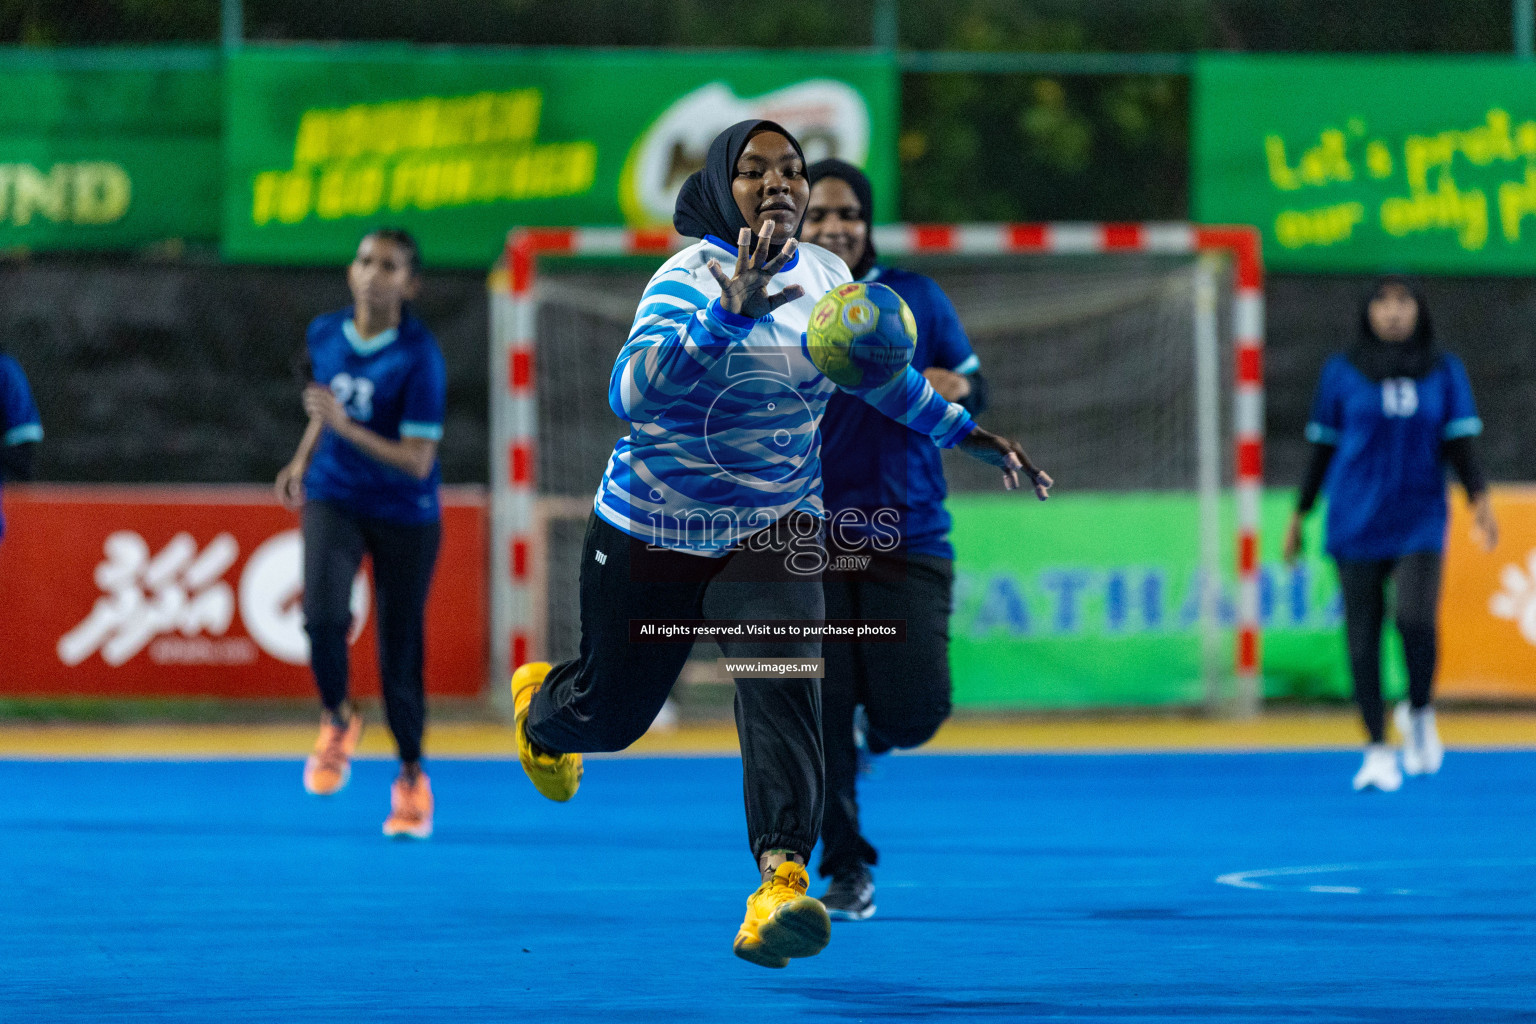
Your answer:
[382,771,433,839]
[303,712,363,796]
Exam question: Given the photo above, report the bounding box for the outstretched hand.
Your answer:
[706,226,805,319]
[959,426,1052,500]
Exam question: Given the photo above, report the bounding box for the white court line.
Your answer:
[1216,863,1363,891]
[1217,857,1536,895]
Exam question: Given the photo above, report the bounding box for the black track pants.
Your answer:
[302,499,441,764]
[1336,551,1443,744]
[527,513,826,862]
[818,550,954,879]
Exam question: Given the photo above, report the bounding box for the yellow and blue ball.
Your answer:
[806,282,917,389]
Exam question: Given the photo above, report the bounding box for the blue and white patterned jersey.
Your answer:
[596,236,977,556]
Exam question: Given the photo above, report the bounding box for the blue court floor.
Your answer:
[3,752,1534,1022]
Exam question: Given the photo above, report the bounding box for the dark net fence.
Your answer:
[0,257,489,486]
[3,258,1532,501]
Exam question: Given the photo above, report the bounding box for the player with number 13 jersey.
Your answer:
[1285,277,1496,793]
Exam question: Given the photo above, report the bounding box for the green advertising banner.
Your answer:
[1194,55,1536,274]
[223,46,898,268]
[948,491,1409,709]
[0,49,222,251]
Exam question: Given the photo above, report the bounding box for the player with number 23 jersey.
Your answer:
[303,310,446,524]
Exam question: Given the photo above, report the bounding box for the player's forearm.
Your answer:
[958,370,989,417]
[330,419,436,480]
[288,416,324,472]
[855,366,975,448]
[610,303,744,421]
[1295,441,1336,514]
[1443,436,1488,501]
[922,367,971,403]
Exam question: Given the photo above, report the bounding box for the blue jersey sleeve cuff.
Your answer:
[951,353,981,375]
[1444,416,1483,440]
[1304,422,1339,445]
[934,409,978,449]
[702,298,767,339]
[4,422,42,445]
[400,421,444,441]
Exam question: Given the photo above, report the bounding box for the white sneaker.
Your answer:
[1352,744,1403,792]
[1395,702,1444,776]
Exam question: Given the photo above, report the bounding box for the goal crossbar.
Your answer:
[489,222,1265,707]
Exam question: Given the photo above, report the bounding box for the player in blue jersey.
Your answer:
[275,228,447,839]
[798,159,989,920]
[0,344,42,542]
[1285,277,1496,792]
[509,121,1051,969]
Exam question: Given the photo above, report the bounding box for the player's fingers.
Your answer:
[764,237,798,273]
[1008,441,1044,475]
[1003,468,1019,491]
[753,225,774,267]
[706,259,732,290]
[767,284,805,310]
[736,228,751,275]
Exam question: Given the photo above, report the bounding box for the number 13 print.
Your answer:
[1381,378,1418,418]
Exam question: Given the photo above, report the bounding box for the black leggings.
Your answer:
[302,500,441,764]
[1336,551,1443,744]
[527,513,825,862]
[818,550,954,879]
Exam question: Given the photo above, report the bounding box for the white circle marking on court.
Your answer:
[1217,858,1536,896]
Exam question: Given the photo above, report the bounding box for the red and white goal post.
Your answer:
[489,223,1265,712]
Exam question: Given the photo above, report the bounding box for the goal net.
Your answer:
[489,224,1264,714]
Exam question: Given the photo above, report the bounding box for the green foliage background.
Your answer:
[0,0,1521,223]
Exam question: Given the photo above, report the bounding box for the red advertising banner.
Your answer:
[0,485,487,698]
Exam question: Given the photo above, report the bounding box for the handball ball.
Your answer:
[806,282,916,389]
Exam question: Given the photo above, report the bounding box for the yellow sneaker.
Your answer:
[733,861,832,969]
[511,662,582,802]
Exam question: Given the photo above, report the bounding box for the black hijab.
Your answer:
[1348,275,1441,381]
[806,158,877,279]
[673,120,806,250]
